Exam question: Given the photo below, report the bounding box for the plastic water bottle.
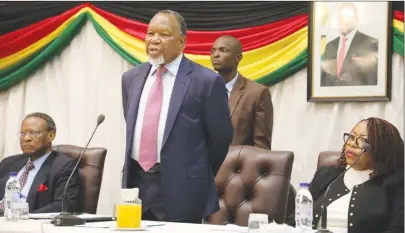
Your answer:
[295,182,313,231]
[4,172,21,221]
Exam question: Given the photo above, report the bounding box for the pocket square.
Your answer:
[38,184,48,192]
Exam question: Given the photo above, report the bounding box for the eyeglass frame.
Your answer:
[17,130,52,138]
[343,133,368,148]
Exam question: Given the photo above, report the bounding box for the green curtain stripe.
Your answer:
[87,14,141,66]
[0,12,404,91]
[393,28,404,56]
[256,49,307,86]
[0,14,87,91]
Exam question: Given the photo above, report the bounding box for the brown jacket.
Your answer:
[229,74,273,149]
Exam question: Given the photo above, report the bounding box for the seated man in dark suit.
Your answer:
[321,2,378,86]
[0,112,80,213]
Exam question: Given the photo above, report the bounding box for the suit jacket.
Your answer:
[0,151,81,213]
[121,56,234,221]
[286,166,404,233]
[229,74,273,149]
[321,31,379,86]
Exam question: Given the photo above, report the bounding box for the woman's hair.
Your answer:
[338,117,404,176]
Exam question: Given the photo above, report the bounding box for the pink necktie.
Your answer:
[138,66,167,172]
[19,160,35,189]
[336,37,348,77]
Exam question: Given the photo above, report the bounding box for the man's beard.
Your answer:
[149,55,165,66]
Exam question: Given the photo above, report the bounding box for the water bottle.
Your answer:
[4,172,21,221]
[295,182,313,231]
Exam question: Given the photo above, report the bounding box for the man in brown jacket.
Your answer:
[210,36,273,149]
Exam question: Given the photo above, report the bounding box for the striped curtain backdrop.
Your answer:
[0,2,403,91]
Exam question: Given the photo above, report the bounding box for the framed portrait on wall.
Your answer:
[307,2,392,102]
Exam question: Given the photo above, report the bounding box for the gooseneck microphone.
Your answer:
[51,114,105,226]
[315,142,371,233]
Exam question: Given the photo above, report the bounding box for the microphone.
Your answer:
[51,114,105,226]
[315,142,371,233]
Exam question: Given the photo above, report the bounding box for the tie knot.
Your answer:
[156,66,168,77]
[25,160,35,171]
[342,37,348,43]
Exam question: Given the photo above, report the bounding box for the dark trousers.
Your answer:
[129,159,201,224]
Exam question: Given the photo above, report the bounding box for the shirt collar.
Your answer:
[226,72,239,94]
[29,151,52,168]
[150,53,183,77]
[341,28,357,42]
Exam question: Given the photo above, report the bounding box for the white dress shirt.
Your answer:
[17,152,51,199]
[337,29,357,61]
[326,166,372,229]
[225,73,239,98]
[131,53,183,163]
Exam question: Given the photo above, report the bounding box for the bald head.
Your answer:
[215,35,243,54]
[211,35,243,74]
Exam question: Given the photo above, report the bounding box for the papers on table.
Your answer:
[28,213,113,221]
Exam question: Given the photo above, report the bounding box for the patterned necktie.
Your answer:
[336,37,348,77]
[19,160,35,189]
[138,66,167,172]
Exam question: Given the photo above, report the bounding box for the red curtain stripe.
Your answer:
[0,4,403,59]
[0,4,86,58]
[394,10,404,21]
[91,5,307,55]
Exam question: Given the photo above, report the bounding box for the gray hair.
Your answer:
[156,10,187,36]
[25,112,56,132]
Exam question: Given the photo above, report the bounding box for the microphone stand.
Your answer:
[51,115,105,226]
[315,143,370,233]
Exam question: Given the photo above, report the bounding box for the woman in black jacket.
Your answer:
[286,117,404,233]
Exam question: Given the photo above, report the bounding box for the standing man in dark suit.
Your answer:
[121,10,233,223]
[321,2,379,86]
[210,35,273,149]
[0,112,80,213]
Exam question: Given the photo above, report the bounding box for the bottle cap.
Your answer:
[299,182,309,188]
[9,172,17,177]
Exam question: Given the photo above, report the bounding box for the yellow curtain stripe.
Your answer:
[0,8,89,69]
[2,7,398,80]
[393,19,404,33]
[89,8,308,80]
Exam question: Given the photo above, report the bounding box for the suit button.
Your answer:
[315,214,319,217]
[162,156,166,160]
[350,213,353,216]
[337,193,340,196]
[350,223,353,227]
[351,204,354,207]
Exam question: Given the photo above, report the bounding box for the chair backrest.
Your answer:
[208,145,294,226]
[317,151,341,169]
[52,144,107,214]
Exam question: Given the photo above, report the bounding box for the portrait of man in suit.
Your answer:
[121,10,233,223]
[321,2,379,87]
[210,36,273,149]
[0,112,80,213]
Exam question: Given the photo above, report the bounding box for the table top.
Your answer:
[0,219,249,233]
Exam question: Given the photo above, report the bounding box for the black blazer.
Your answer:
[286,166,404,233]
[321,30,379,87]
[0,151,81,213]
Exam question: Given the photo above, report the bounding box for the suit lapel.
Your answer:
[26,152,56,210]
[126,64,151,151]
[162,57,192,148]
[229,74,245,118]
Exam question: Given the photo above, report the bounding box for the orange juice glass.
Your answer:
[113,200,142,229]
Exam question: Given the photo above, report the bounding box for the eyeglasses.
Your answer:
[17,130,49,138]
[343,133,368,148]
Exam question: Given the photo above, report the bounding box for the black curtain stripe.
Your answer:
[0,1,403,36]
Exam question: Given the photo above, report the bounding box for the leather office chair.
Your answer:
[52,144,107,214]
[317,151,341,168]
[208,145,294,226]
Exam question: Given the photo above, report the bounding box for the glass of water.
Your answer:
[248,213,269,232]
[11,200,29,220]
